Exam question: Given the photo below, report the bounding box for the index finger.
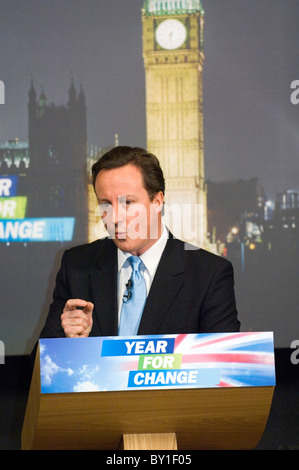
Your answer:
[64,299,88,311]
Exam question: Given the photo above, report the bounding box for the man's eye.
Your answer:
[99,202,110,212]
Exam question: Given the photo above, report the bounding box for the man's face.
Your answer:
[95,164,163,255]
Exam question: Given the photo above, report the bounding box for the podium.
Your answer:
[22,332,275,450]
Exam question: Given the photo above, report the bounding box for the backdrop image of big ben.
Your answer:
[142,0,208,248]
[88,1,208,248]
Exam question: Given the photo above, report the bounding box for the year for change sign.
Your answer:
[0,175,75,242]
[39,332,275,394]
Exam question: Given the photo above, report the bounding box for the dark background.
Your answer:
[0,0,298,450]
[1,0,298,353]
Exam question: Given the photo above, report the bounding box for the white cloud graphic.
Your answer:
[40,346,74,386]
[41,354,60,385]
[40,344,101,391]
[73,364,101,392]
[73,380,100,392]
[78,364,99,379]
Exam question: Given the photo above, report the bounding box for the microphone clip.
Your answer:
[122,279,133,303]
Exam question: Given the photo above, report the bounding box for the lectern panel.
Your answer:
[22,332,275,450]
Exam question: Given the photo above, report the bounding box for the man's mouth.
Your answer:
[115,231,127,239]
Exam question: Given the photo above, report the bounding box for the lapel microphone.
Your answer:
[122,279,133,303]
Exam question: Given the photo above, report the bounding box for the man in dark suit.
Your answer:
[40,146,240,338]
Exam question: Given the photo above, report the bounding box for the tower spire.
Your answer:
[28,78,36,103]
[68,78,77,106]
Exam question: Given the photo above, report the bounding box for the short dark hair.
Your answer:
[92,146,165,200]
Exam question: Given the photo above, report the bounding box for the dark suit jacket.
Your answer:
[40,234,240,338]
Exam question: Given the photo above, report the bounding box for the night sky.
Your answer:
[1,0,299,200]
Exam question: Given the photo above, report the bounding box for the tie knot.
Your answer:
[128,255,142,272]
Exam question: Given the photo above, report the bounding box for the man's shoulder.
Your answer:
[165,238,233,282]
[63,237,115,264]
[66,237,111,252]
[172,237,231,267]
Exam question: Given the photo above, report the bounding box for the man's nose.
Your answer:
[112,201,126,225]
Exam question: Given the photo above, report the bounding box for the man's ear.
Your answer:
[152,191,164,213]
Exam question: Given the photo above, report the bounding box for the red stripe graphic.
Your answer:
[182,353,274,365]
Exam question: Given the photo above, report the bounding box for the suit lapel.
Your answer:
[138,236,185,335]
[89,239,119,336]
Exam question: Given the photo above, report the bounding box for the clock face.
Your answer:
[155,19,187,50]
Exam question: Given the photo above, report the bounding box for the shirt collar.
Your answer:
[117,224,168,274]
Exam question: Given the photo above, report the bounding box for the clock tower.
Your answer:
[142,0,208,247]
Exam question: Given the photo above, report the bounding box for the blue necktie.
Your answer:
[118,256,147,336]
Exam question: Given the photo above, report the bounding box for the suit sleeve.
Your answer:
[39,252,70,338]
[199,259,240,333]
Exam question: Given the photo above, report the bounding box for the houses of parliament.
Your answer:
[0,80,89,245]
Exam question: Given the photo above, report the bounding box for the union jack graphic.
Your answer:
[174,332,275,387]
